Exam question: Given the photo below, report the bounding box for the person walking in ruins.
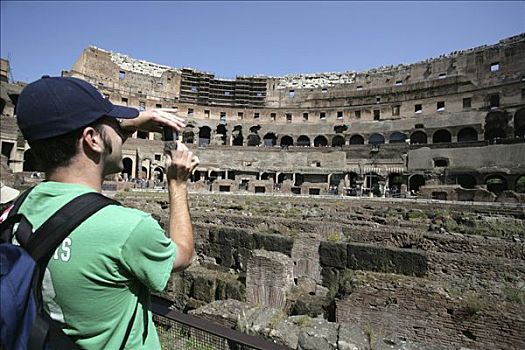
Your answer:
[14,76,199,349]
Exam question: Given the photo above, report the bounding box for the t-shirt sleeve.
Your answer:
[120,215,177,292]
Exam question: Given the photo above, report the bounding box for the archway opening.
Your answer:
[216,125,227,145]
[432,129,451,143]
[369,133,385,145]
[457,174,476,189]
[389,132,407,144]
[121,157,133,180]
[199,126,211,147]
[183,130,195,144]
[409,174,425,193]
[457,127,478,142]
[332,135,345,147]
[314,136,328,147]
[485,175,508,194]
[514,108,525,138]
[349,135,364,145]
[232,126,243,146]
[484,111,509,141]
[280,135,294,148]
[388,173,404,195]
[297,135,310,147]
[247,134,261,146]
[410,131,427,144]
[263,133,277,147]
[516,176,525,193]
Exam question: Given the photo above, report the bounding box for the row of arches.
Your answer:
[193,126,485,147]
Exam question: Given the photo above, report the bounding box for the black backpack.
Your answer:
[0,188,119,350]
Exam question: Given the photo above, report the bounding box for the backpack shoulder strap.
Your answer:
[24,192,120,263]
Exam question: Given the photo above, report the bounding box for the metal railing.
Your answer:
[152,295,291,350]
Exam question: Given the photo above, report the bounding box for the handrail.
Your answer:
[151,295,292,350]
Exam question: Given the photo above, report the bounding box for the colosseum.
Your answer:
[1,34,525,349]
[2,33,525,201]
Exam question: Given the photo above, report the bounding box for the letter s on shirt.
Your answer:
[53,238,72,262]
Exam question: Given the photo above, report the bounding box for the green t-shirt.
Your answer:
[18,182,176,349]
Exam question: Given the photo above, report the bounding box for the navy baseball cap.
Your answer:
[16,76,139,141]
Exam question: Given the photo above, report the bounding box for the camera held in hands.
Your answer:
[163,127,178,152]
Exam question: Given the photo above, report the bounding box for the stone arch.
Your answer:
[247,134,261,146]
[280,135,294,147]
[457,174,477,189]
[388,173,405,194]
[457,127,478,142]
[153,166,165,183]
[332,135,345,147]
[232,125,244,146]
[516,175,525,193]
[121,157,133,180]
[485,174,508,194]
[263,133,277,147]
[141,158,151,180]
[23,149,39,172]
[216,125,227,145]
[182,130,195,144]
[484,111,509,141]
[297,135,311,147]
[409,174,425,193]
[369,133,385,145]
[389,131,407,144]
[314,135,328,147]
[410,131,427,144]
[432,129,452,143]
[349,134,365,145]
[199,126,211,147]
[514,108,525,138]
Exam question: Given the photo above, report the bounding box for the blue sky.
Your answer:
[1,1,524,83]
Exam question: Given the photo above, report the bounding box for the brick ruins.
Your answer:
[1,34,524,349]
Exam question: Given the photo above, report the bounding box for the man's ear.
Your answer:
[81,126,104,154]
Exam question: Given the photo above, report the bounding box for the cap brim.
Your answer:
[107,104,140,119]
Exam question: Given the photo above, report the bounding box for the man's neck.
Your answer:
[46,162,104,192]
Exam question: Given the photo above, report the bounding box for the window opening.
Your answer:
[373,110,380,120]
[320,112,326,120]
[415,104,422,114]
[437,101,445,112]
[490,94,500,109]
[438,73,447,79]
[490,62,500,72]
[337,111,343,119]
[188,108,194,116]
[121,97,128,106]
[286,113,292,122]
[271,113,276,121]
[139,101,146,111]
[119,71,125,80]
[204,110,210,118]
[303,113,309,121]
[355,110,361,119]
[395,80,403,86]
[156,103,162,109]
[238,112,244,120]
[254,112,260,119]
[289,90,295,97]
[463,97,472,109]
[392,105,400,116]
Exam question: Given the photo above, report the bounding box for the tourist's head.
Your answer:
[16,76,139,171]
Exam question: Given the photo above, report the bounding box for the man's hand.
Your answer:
[165,141,199,185]
[120,108,186,134]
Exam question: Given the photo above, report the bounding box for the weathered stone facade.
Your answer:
[2,34,524,201]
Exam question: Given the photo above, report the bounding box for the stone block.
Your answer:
[319,241,348,268]
[347,243,427,277]
[253,232,294,257]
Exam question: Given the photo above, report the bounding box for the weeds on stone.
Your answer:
[326,233,341,242]
[295,315,312,328]
[502,286,525,304]
[365,324,376,349]
[463,292,485,315]
[270,311,286,328]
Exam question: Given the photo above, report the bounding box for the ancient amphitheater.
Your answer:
[1,34,524,349]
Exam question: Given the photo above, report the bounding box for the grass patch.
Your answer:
[503,286,525,304]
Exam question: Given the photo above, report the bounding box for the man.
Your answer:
[15,76,198,349]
